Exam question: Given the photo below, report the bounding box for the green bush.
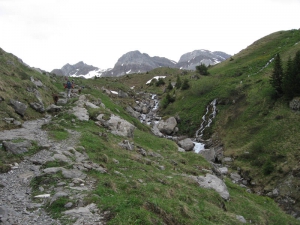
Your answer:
[181,79,190,90]
[156,78,165,86]
[263,159,275,175]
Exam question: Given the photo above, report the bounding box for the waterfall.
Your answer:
[193,99,217,153]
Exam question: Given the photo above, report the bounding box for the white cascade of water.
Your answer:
[193,99,217,153]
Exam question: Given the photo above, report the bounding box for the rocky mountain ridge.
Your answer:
[51,49,231,78]
[51,61,109,79]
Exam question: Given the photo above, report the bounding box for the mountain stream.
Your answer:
[139,94,217,153]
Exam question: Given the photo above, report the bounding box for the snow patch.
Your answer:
[146,76,166,84]
[70,68,104,79]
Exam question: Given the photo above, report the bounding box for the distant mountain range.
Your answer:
[51,49,231,78]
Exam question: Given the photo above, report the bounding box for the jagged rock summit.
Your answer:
[102,50,177,77]
[102,49,230,77]
[177,49,231,70]
[51,49,231,78]
[51,61,109,78]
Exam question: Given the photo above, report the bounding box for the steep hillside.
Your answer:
[0,47,61,130]
[120,29,300,217]
[0,44,300,225]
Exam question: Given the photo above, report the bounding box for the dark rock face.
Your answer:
[102,50,177,77]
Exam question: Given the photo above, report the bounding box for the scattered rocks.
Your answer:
[0,115,105,224]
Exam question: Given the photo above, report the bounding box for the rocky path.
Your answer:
[0,115,106,225]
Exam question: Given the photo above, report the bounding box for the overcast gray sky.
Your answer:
[0,0,299,71]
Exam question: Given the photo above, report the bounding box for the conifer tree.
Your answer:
[181,79,190,90]
[196,63,210,75]
[282,56,294,98]
[282,50,300,98]
[270,53,283,96]
[167,81,173,91]
[175,75,182,89]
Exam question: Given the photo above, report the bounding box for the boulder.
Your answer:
[3,140,32,154]
[198,148,216,162]
[103,114,135,138]
[30,102,45,113]
[126,106,140,119]
[191,174,230,200]
[10,99,27,116]
[85,101,99,109]
[57,98,68,105]
[118,140,134,150]
[157,117,177,135]
[46,104,62,112]
[289,97,300,110]
[151,124,164,137]
[178,138,194,151]
[72,106,89,121]
[118,90,129,98]
[31,77,44,87]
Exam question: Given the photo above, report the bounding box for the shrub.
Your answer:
[167,81,173,91]
[181,79,190,90]
[263,159,274,175]
[156,78,165,86]
[196,63,210,75]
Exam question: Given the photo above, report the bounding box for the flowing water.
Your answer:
[193,99,217,153]
[139,94,217,154]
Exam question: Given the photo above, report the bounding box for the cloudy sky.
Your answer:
[0,0,299,71]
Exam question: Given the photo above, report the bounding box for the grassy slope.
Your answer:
[48,84,299,224]
[116,29,300,217]
[1,29,300,224]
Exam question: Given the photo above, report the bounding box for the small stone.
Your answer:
[64,202,73,208]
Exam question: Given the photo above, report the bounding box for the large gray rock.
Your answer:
[72,106,89,121]
[31,77,44,87]
[126,106,140,119]
[10,99,27,116]
[57,98,68,105]
[198,148,216,162]
[151,124,164,137]
[100,114,135,138]
[85,101,99,109]
[3,140,32,154]
[46,104,62,112]
[178,138,194,151]
[289,97,300,110]
[30,102,45,113]
[191,174,230,200]
[62,169,87,179]
[157,117,177,135]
